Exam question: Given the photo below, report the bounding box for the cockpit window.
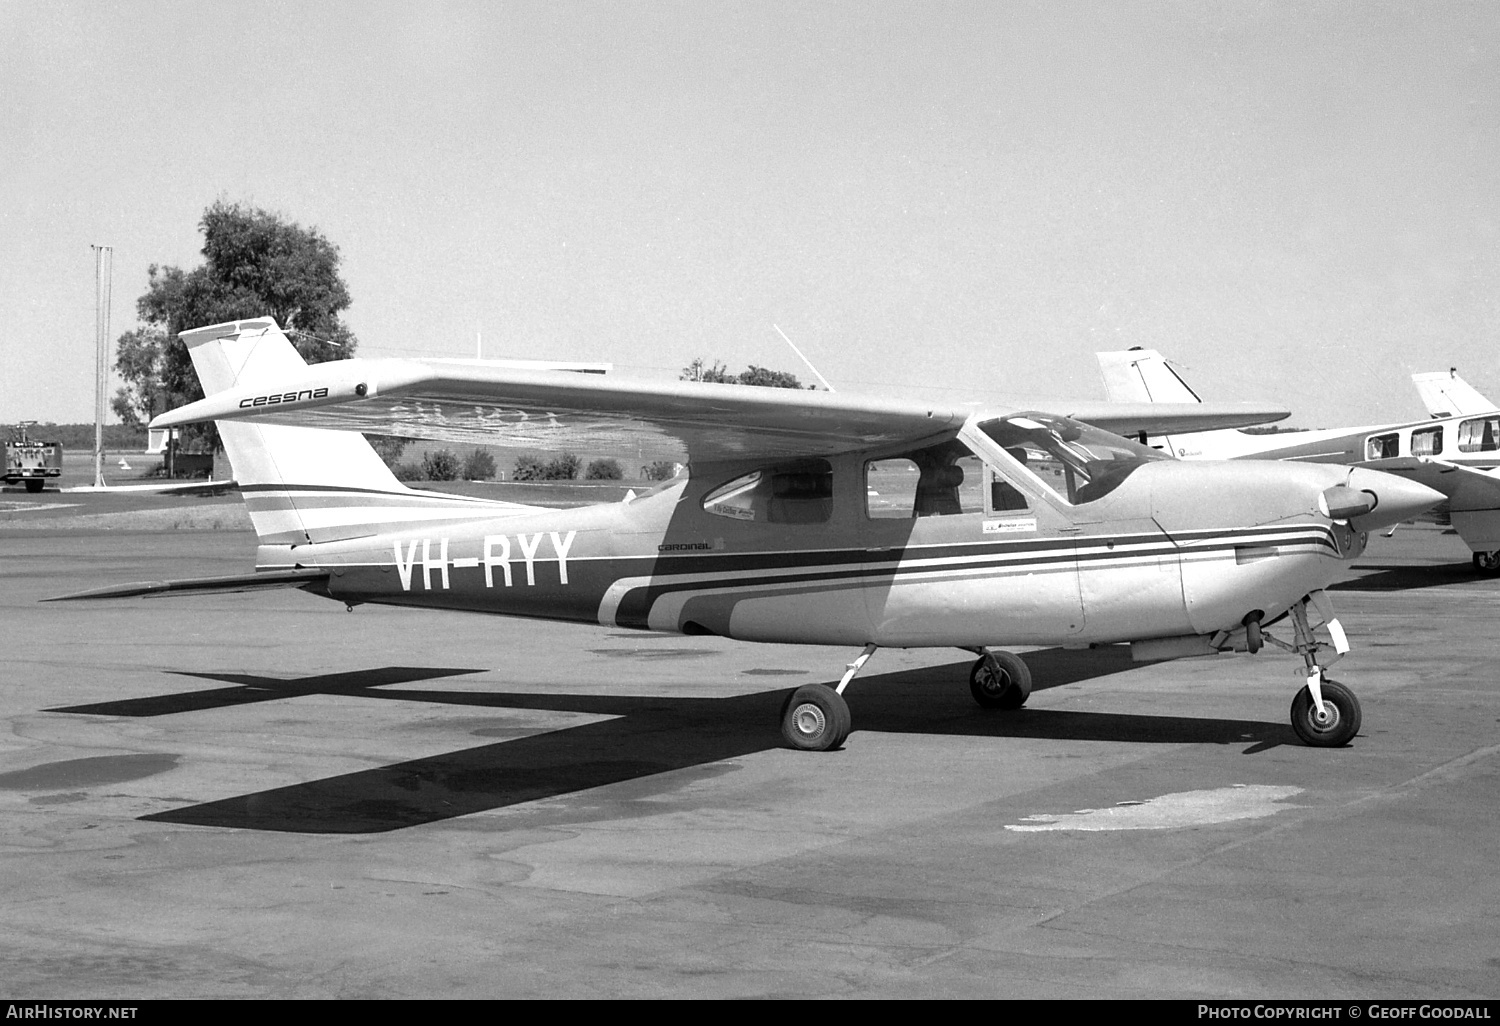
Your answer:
[978,412,1168,505]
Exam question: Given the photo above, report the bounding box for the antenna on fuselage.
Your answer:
[772,324,836,392]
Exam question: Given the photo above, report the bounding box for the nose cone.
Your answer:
[1341,468,1444,532]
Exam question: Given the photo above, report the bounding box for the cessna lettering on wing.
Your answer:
[239,387,330,409]
[393,531,577,591]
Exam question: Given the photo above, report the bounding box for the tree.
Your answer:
[421,449,460,481]
[109,326,170,426]
[462,448,497,480]
[584,457,623,480]
[681,358,735,383]
[366,435,410,468]
[680,359,807,389]
[514,452,581,481]
[737,365,805,389]
[115,200,359,449]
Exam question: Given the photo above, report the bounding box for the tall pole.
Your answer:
[92,245,113,487]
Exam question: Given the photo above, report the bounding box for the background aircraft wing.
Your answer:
[1358,455,1500,513]
[151,358,973,463]
[1045,401,1288,437]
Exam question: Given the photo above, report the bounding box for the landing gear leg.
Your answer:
[967,649,1032,709]
[779,644,874,751]
[1264,595,1361,747]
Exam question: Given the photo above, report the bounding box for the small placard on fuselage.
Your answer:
[983,517,1038,534]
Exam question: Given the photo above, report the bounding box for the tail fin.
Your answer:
[1411,369,1497,419]
[1094,348,1267,459]
[179,318,501,550]
[1096,348,1202,404]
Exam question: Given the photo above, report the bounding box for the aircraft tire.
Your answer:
[780,684,850,752]
[24,479,42,493]
[1473,551,1500,575]
[1289,680,1361,748]
[969,651,1032,710]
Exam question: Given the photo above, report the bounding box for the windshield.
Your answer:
[978,412,1168,505]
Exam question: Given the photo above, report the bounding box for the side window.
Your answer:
[1366,433,1399,459]
[865,442,982,519]
[990,447,1035,512]
[1411,426,1443,457]
[990,478,1030,512]
[703,461,833,524]
[1458,418,1499,453]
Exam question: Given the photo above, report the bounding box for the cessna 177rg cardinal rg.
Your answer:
[54,320,1440,752]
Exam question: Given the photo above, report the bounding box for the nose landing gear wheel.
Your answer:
[1289,679,1361,747]
[780,684,851,751]
[1474,550,1500,575]
[969,651,1032,710]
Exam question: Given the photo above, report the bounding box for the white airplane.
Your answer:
[1410,369,1497,420]
[1098,348,1500,573]
[52,319,1442,753]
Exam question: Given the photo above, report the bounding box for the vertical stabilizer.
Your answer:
[1411,370,1497,420]
[1096,348,1202,404]
[1095,348,1274,459]
[178,318,409,546]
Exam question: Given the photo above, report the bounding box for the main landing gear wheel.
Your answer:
[1289,679,1362,748]
[781,684,851,752]
[969,651,1032,710]
[1474,551,1500,575]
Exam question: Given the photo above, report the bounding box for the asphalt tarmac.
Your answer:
[1,501,1497,999]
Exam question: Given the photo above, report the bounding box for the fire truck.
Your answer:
[5,423,63,493]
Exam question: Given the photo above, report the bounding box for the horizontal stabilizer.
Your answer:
[62,480,238,496]
[46,568,330,602]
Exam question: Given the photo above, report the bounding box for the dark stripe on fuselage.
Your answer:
[325,521,1339,629]
[610,524,1338,628]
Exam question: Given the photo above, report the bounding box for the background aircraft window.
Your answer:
[978,413,1167,505]
[1411,426,1443,457]
[703,460,833,524]
[1458,417,1500,453]
[1366,433,1399,459]
[865,441,982,518]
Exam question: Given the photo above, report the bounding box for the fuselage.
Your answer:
[258,414,1413,651]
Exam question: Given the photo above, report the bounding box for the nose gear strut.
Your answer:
[1257,592,1362,747]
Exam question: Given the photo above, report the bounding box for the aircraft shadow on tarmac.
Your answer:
[1333,561,1493,592]
[49,647,1297,834]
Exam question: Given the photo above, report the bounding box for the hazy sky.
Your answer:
[3,0,1498,428]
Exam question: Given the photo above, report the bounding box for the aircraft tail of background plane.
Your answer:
[179,318,533,551]
[1095,348,1274,458]
[1411,369,1497,420]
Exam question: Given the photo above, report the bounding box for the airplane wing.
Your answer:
[1410,371,1497,420]
[149,355,1286,462]
[1358,456,1500,513]
[45,568,330,602]
[150,358,969,462]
